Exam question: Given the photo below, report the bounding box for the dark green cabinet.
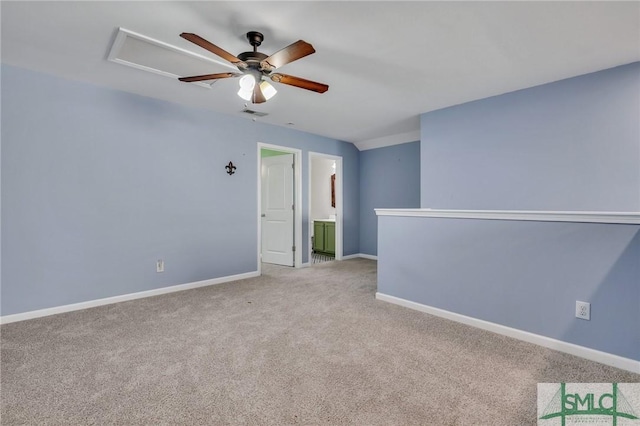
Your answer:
[313,221,335,255]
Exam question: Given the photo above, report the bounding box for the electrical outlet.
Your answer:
[576,301,590,320]
[156,259,164,273]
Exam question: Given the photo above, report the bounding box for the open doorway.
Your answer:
[257,143,302,273]
[309,152,343,265]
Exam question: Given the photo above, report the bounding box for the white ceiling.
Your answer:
[2,1,639,150]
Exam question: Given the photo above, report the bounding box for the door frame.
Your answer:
[257,143,302,273]
[308,152,343,263]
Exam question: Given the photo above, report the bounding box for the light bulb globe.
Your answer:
[239,74,255,91]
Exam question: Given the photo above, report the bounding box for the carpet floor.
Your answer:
[1,259,638,425]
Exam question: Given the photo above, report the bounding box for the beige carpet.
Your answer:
[1,259,638,425]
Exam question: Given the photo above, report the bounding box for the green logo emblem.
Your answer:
[539,383,639,425]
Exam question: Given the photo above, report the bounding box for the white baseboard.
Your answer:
[0,271,260,325]
[342,253,378,261]
[376,292,640,374]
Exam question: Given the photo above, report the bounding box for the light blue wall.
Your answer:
[359,142,420,256]
[421,62,640,211]
[378,216,640,360]
[1,64,359,316]
[376,62,640,361]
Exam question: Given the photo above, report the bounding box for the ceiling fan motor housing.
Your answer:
[237,51,268,65]
[246,31,264,48]
[239,31,270,75]
[237,51,269,79]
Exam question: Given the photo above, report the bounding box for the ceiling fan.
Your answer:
[178,31,329,104]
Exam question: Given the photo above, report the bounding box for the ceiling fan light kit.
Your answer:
[179,30,328,104]
[237,74,256,101]
[259,81,277,100]
[236,74,277,102]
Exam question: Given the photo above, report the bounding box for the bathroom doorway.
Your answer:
[309,152,343,264]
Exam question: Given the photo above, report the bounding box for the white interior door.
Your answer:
[261,154,294,266]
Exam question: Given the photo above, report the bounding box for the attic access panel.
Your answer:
[108,28,237,89]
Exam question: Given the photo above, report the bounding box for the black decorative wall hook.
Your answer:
[225,161,237,175]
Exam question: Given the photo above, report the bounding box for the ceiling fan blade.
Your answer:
[178,72,241,83]
[270,73,329,93]
[180,33,247,68]
[260,40,315,71]
[252,82,266,104]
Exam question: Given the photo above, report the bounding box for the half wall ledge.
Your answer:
[374,209,640,225]
[374,208,640,372]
